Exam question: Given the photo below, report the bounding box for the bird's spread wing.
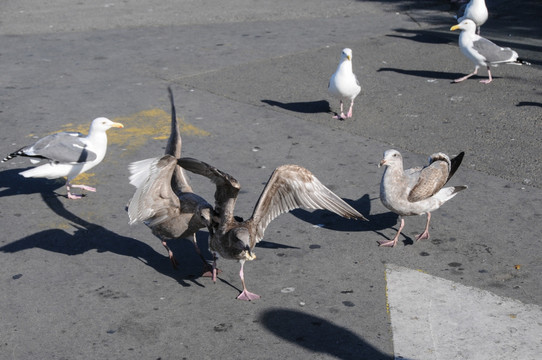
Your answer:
[165,86,193,194]
[127,155,180,225]
[24,132,98,164]
[472,38,516,63]
[177,157,240,227]
[250,164,366,243]
[407,154,450,202]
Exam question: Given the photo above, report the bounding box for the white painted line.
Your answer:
[386,264,542,360]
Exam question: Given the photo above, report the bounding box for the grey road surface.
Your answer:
[1,1,541,359]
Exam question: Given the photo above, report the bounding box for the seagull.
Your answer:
[177,157,368,301]
[2,117,123,199]
[456,0,488,34]
[127,87,214,275]
[451,19,529,84]
[328,48,361,120]
[378,149,467,248]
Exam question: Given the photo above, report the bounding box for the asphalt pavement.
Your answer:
[0,1,541,359]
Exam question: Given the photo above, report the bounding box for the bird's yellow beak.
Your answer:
[111,122,124,128]
[450,24,460,31]
[347,55,352,61]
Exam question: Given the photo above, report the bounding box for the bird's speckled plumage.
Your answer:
[178,157,367,300]
[378,149,467,247]
[127,87,213,273]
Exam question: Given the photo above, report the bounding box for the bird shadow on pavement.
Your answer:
[289,194,411,246]
[0,168,64,198]
[0,192,212,287]
[260,308,392,360]
[377,67,465,82]
[386,28,456,45]
[517,101,542,108]
[261,99,331,114]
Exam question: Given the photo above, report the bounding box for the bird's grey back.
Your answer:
[472,38,517,63]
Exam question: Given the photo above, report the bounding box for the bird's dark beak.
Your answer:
[378,159,386,168]
[244,245,252,256]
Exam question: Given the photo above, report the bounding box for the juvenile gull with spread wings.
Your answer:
[178,157,367,301]
[328,48,361,120]
[127,87,213,274]
[2,117,123,199]
[451,19,528,84]
[378,149,467,248]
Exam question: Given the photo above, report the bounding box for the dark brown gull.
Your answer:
[328,48,361,120]
[451,19,529,84]
[127,87,213,274]
[178,157,368,301]
[378,149,467,247]
[2,117,123,199]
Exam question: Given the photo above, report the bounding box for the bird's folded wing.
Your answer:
[177,157,240,226]
[472,38,516,63]
[407,162,449,202]
[27,132,97,163]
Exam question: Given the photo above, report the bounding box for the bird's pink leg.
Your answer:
[378,217,405,247]
[66,180,95,199]
[454,66,479,83]
[70,184,96,192]
[346,99,355,118]
[333,100,346,120]
[236,261,261,301]
[191,234,216,277]
[212,252,218,283]
[161,240,179,269]
[480,66,492,84]
[416,212,431,241]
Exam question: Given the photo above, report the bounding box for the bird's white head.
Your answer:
[90,117,124,132]
[379,149,402,168]
[341,48,353,62]
[451,19,476,33]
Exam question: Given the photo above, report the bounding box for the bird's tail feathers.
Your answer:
[508,58,531,66]
[434,185,467,202]
[2,148,26,163]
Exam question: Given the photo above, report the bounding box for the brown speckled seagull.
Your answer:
[127,87,213,275]
[178,157,368,301]
[378,149,467,247]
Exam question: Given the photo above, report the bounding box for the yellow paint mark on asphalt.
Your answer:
[71,172,96,185]
[57,109,210,156]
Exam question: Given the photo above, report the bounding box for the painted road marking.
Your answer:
[386,264,542,360]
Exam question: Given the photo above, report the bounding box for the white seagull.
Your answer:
[451,19,528,84]
[2,117,123,199]
[328,48,361,120]
[456,0,488,34]
[378,149,467,248]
